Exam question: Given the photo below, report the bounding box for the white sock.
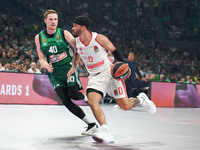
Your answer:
[82,116,93,124]
[101,124,109,131]
[136,96,144,105]
[84,94,88,102]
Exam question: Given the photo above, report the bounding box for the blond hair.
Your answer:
[44,9,58,19]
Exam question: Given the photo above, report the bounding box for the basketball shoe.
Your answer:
[92,126,114,143]
[81,122,98,136]
[137,92,156,115]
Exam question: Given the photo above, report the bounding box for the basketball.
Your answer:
[111,62,130,80]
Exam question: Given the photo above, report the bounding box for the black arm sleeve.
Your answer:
[111,50,125,63]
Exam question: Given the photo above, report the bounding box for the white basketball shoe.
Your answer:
[92,127,114,143]
[137,92,156,115]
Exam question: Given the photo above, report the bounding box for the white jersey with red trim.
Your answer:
[75,32,112,75]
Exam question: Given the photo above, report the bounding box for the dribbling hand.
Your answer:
[67,68,75,80]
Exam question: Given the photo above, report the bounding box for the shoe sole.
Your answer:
[148,101,156,115]
[92,136,114,143]
[81,126,98,136]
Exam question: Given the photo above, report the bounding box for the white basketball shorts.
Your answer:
[86,66,127,99]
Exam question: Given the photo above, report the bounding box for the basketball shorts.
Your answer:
[87,66,127,99]
[48,63,83,90]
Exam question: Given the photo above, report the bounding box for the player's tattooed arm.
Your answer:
[132,98,140,107]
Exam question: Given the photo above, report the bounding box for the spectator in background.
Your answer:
[10,61,17,71]
[186,76,196,84]
[3,62,11,71]
[142,65,152,77]
[11,47,19,59]
[185,75,190,83]
[0,46,3,57]
[24,58,31,69]
[173,74,178,83]
[22,64,28,73]
[25,49,34,61]
[4,44,11,53]
[150,73,156,81]
[0,51,10,65]
[39,67,47,74]
[7,48,14,59]
[177,77,186,84]
[194,72,200,83]
[159,74,166,82]
[16,54,25,65]
[16,64,24,73]
[138,65,144,77]
[27,62,41,74]
[125,52,145,98]
[177,73,182,81]
[139,73,151,96]
[149,73,160,82]
[196,79,200,85]
[0,62,3,71]
[169,74,177,83]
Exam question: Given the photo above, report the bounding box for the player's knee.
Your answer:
[87,99,99,107]
[87,99,94,106]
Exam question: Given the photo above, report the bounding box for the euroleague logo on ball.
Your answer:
[111,62,130,81]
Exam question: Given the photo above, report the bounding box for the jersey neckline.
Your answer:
[79,32,93,47]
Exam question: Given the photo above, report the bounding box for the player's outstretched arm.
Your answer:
[63,30,76,48]
[35,34,53,72]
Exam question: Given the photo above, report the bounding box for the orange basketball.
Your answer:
[111,62,130,80]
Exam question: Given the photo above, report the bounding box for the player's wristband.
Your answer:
[112,50,125,63]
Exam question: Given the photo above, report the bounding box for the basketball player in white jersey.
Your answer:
[68,15,156,143]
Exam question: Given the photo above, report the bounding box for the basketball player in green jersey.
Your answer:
[35,9,98,135]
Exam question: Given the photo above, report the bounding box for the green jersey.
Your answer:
[39,28,72,68]
[38,28,82,90]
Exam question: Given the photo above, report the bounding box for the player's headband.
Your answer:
[74,15,91,28]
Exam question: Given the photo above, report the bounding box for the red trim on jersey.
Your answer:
[75,39,77,53]
[87,60,105,69]
[95,34,104,47]
[121,80,128,97]
[79,32,92,47]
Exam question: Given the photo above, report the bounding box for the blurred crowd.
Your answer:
[161,0,200,40]
[0,0,199,85]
